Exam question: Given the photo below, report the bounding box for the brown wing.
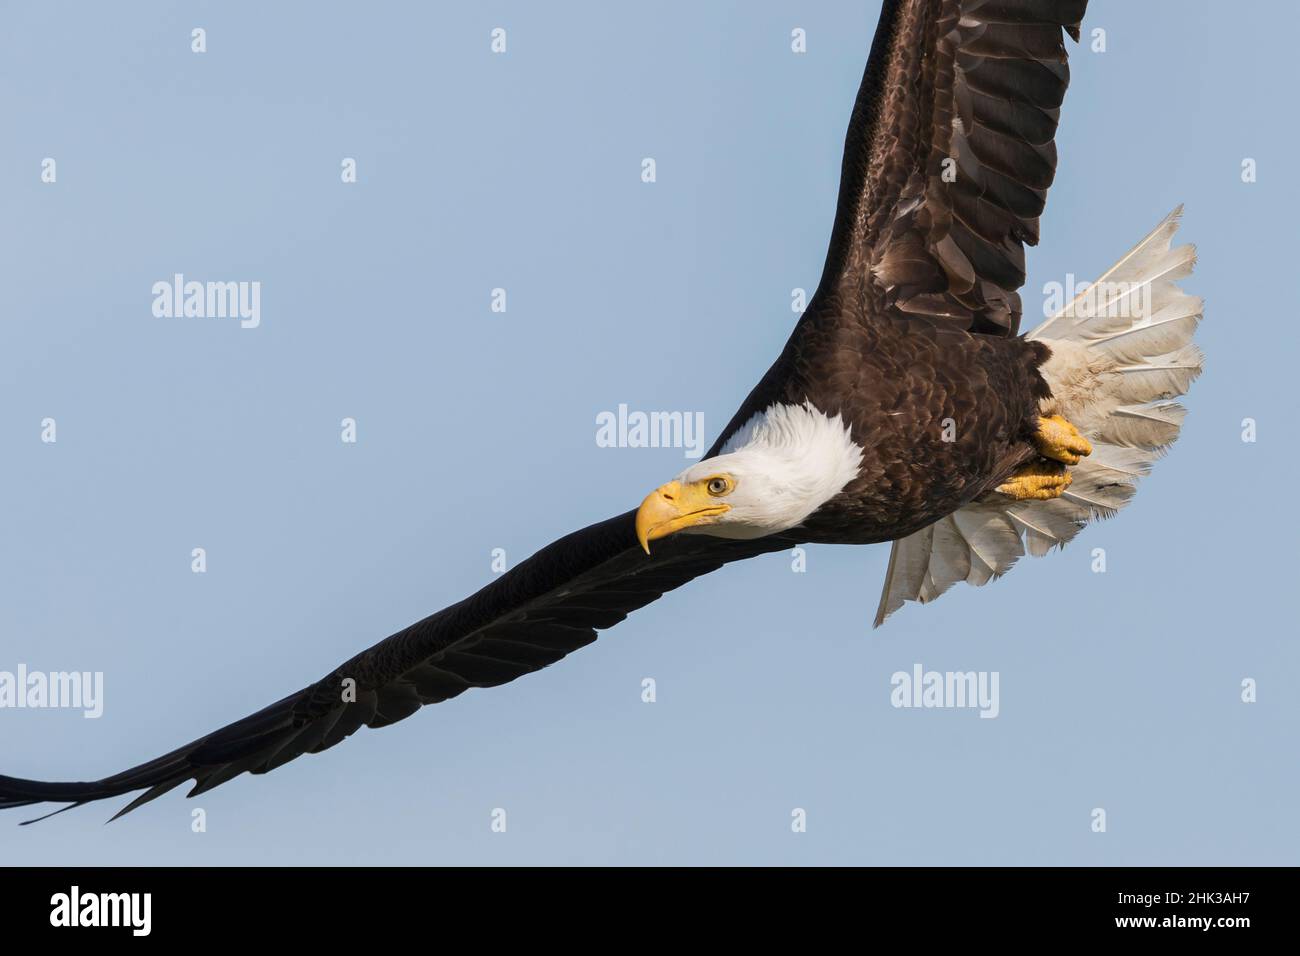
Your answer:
[816,0,1087,336]
[1,515,796,822]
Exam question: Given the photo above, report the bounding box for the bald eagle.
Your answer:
[2,0,1201,823]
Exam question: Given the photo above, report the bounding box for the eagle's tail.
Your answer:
[1028,204,1202,471]
[874,207,1202,626]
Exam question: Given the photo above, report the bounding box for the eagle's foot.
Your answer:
[1034,414,1092,465]
[997,461,1072,501]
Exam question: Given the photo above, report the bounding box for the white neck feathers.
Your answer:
[681,401,862,538]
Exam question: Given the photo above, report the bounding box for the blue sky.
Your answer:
[2,0,1295,864]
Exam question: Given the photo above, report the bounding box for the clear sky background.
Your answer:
[2,1,1295,865]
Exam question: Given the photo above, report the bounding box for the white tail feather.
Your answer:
[874,207,1202,627]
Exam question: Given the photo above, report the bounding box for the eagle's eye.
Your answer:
[706,476,733,497]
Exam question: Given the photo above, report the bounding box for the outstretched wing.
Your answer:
[1,515,796,822]
[815,0,1087,336]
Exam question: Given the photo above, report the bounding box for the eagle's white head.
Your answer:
[635,401,863,552]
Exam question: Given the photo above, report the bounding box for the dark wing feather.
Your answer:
[1,515,795,822]
[815,0,1086,336]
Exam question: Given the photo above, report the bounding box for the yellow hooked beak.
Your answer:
[635,480,731,554]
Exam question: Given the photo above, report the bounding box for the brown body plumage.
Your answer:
[719,314,1053,546]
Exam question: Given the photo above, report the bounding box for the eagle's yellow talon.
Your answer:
[997,461,1072,501]
[1034,414,1092,465]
